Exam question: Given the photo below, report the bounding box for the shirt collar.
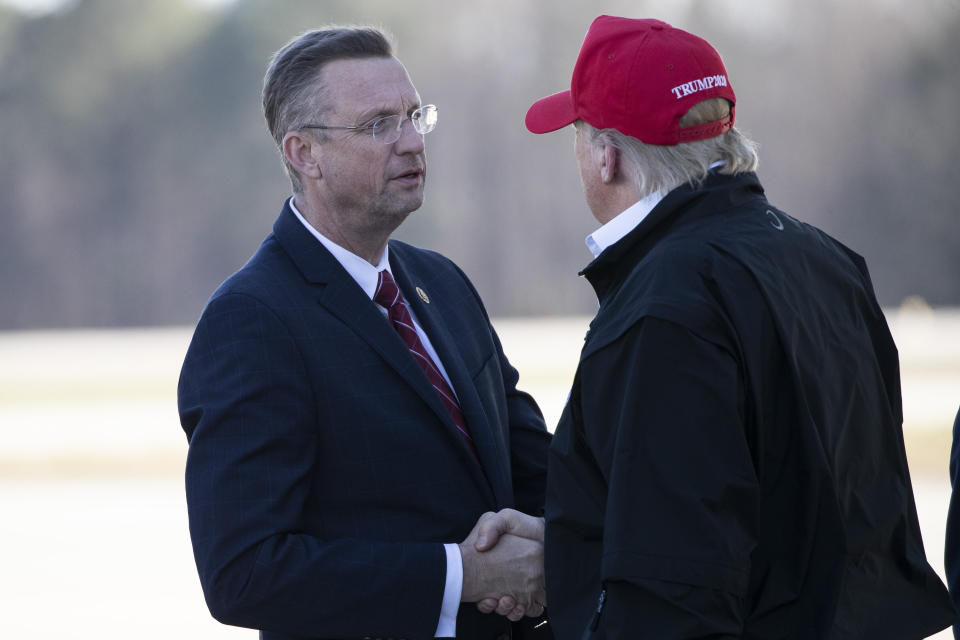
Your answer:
[288,196,390,299]
[585,189,665,259]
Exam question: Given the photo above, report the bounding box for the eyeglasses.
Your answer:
[301,104,438,145]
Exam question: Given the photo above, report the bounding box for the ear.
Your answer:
[598,144,619,184]
[282,131,322,181]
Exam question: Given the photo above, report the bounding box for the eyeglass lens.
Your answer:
[372,105,437,144]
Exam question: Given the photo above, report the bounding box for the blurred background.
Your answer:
[0,0,957,637]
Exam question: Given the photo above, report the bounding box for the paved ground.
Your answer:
[1,475,951,638]
[1,312,957,638]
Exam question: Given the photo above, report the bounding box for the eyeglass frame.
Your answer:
[300,104,438,145]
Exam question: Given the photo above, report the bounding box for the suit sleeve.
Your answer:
[586,317,759,638]
[177,292,445,639]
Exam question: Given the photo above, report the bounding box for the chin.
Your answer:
[382,206,417,227]
[376,190,424,222]
[399,194,425,215]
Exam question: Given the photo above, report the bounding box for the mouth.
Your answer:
[391,167,424,185]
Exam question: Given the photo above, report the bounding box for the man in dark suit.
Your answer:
[178,26,552,640]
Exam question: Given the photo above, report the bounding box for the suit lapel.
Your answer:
[321,276,449,417]
[390,250,511,505]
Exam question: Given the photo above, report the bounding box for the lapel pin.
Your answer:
[416,287,430,303]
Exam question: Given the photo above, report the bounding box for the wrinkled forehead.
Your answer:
[318,56,420,118]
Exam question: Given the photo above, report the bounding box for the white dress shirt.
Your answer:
[289,197,463,637]
[585,189,666,258]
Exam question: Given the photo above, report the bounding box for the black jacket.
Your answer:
[545,171,954,639]
[944,405,960,639]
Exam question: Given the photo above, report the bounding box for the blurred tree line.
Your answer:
[0,0,957,329]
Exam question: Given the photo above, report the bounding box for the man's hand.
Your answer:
[459,509,546,621]
[473,508,545,552]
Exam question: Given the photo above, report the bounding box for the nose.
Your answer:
[393,116,425,154]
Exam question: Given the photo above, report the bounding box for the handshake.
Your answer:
[458,508,547,621]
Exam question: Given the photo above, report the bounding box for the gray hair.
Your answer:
[262,27,393,193]
[578,98,760,198]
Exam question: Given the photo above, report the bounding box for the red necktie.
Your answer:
[374,270,478,459]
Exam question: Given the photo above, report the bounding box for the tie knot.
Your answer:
[374,270,402,309]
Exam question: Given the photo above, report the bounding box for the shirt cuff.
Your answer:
[435,543,463,637]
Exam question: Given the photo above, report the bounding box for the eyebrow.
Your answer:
[356,101,422,123]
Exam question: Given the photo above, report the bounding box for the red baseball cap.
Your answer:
[525,16,736,145]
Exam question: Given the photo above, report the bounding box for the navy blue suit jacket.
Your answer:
[178,201,551,639]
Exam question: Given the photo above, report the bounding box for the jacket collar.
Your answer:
[581,171,764,304]
[273,198,349,285]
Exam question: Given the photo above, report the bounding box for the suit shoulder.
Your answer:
[205,234,297,309]
[388,239,490,318]
[388,239,458,270]
[388,239,471,287]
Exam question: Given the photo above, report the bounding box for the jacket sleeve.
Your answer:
[585,316,759,638]
[945,405,960,639]
[177,291,445,639]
